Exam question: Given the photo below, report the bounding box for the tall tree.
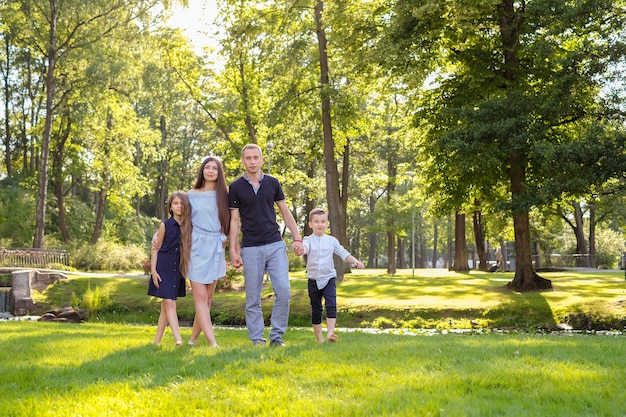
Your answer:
[378,0,626,291]
[15,0,171,247]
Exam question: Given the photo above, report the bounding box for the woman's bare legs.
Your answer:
[189,281,218,346]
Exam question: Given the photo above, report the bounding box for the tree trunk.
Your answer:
[239,60,256,143]
[51,113,71,243]
[432,222,439,268]
[506,156,552,291]
[303,161,316,237]
[90,188,108,245]
[397,237,405,269]
[157,116,168,220]
[473,205,487,270]
[385,155,396,275]
[2,36,12,178]
[367,194,377,268]
[419,228,427,268]
[33,0,58,248]
[571,201,589,267]
[588,203,596,268]
[315,0,346,279]
[446,214,453,268]
[453,212,469,271]
[90,111,113,245]
[499,0,551,291]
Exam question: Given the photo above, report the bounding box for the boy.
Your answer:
[302,208,364,343]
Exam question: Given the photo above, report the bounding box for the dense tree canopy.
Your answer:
[0,0,624,280]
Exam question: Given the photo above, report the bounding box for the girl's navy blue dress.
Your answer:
[148,217,186,300]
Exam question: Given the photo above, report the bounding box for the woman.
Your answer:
[186,156,231,347]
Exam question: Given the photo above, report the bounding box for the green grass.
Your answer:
[34,268,626,331]
[1,321,625,416]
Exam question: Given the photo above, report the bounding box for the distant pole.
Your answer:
[266,142,274,174]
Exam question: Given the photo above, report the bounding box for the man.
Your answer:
[229,144,304,346]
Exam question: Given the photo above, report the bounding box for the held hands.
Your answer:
[291,240,304,256]
[229,249,243,267]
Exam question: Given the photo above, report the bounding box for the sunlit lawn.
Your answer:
[1,321,625,416]
[5,268,626,415]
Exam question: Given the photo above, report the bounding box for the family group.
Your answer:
[148,144,364,347]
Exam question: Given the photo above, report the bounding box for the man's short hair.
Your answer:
[241,143,262,158]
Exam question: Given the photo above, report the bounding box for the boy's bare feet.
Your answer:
[327,333,338,343]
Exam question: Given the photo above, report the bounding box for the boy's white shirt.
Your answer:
[302,234,351,290]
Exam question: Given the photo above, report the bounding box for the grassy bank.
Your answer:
[1,321,625,416]
[32,268,626,331]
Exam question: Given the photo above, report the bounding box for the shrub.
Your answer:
[71,241,147,272]
[73,283,112,316]
[288,249,304,271]
[216,262,243,291]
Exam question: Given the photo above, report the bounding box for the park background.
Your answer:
[1,3,626,415]
[0,0,625,291]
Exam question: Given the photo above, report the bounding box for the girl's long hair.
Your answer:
[193,156,230,235]
[168,191,192,277]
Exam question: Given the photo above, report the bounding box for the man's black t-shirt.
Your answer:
[228,173,285,247]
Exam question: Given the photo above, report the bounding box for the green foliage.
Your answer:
[0,184,35,247]
[557,226,625,269]
[287,249,304,271]
[70,241,147,272]
[215,262,244,291]
[0,275,11,286]
[47,197,95,243]
[593,228,625,269]
[105,214,160,247]
[78,283,112,315]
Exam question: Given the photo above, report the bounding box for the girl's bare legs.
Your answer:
[163,298,182,345]
[326,318,338,342]
[313,323,324,343]
[190,281,218,346]
[154,302,168,345]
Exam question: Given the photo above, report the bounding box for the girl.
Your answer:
[148,191,192,346]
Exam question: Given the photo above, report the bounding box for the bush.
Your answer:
[288,249,304,271]
[73,283,112,316]
[0,184,35,247]
[71,241,147,272]
[216,262,243,291]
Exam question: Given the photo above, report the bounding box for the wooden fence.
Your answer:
[0,248,69,268]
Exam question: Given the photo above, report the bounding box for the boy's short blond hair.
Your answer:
[308,208,327,221]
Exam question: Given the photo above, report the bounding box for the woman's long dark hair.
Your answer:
[193,156,230,235]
